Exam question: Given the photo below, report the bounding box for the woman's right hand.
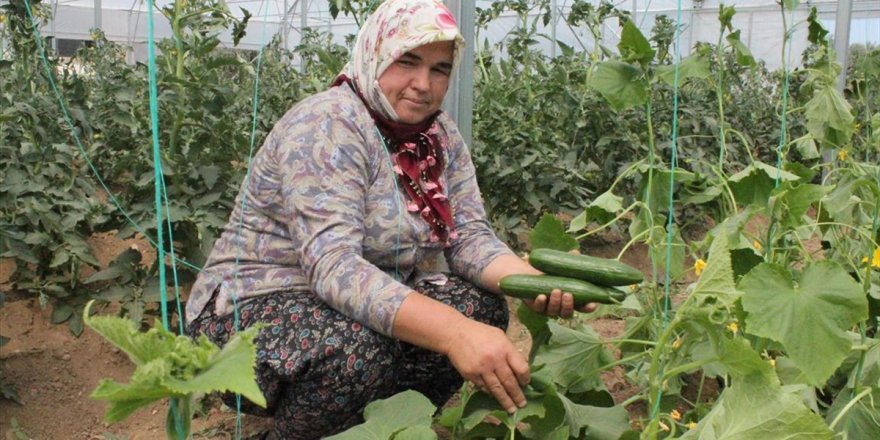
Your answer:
[442,318,530,414]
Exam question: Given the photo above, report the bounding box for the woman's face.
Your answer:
[378,40,454,124]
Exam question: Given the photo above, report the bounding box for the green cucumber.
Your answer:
[528,248,643,286]
[499,274,626,305]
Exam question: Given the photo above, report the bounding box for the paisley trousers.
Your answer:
[187,274,509,439]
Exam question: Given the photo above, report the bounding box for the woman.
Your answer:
[186,1,589,438]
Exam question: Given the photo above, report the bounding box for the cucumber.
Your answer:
[528,248,643,286]
[499,274,626,305]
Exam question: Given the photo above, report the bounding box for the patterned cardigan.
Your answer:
[185,85,514,336]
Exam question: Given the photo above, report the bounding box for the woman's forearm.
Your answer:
[391,291,469,354]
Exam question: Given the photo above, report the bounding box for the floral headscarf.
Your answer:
[334,0,465,246]
[344,0,465,121]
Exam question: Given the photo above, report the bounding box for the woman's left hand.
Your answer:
[523,288,596,318]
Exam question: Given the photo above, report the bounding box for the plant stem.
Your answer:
[662,358,716,382]
[584,351,652,377]
[714,23,728,169]
[828,387,873,431]
[168,1,186,156]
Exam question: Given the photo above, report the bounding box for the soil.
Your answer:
[0,232,664,440]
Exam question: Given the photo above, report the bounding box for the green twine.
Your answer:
[766,9,795,263]
[142,2,190,438]
[648,0,684,423]
[144,0,169,331]
[228,1,272,438]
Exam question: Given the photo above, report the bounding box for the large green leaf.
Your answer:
[768,182,830,230]
[85,303,265,422]
[555,393,629,440]
[821,177,878,226]
[681,307,770,381]
[590,61,647,111]
[529,213,578,251]
[739,262,867,386]
[568,190,624,232]
[325,390,436,440]
[728,162,799,207]
[636,164,696,214]
[90,360,184,422]
[679,373,832,439]
[393,425,437,439]
[166,326,265,407]
[533,321,614,393]
[618,19,655,66]
[804,84,855,150]
[656,54,711,85]
[85,309,178,365]
[521,370,628,440]
[725,30,755,67]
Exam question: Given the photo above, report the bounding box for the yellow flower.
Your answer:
[727,321,739,334]
[0,14,6,24]
[863,256,870,264]
[753,240,762,251]
[694,258,707,277]
[630,284,639,291]
[659,421,670,432]
[671,409,682,421]
[768,358,776,368]
[686,422,697,430]
[872,248,880,269]
[838,149,849,161]
[672,337,683,350]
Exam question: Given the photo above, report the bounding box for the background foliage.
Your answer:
[1,0,879,436]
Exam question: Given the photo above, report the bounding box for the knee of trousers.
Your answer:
[470,291,510,330]
[297,325,403,394]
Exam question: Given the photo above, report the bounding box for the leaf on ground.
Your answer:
[324,390,436,440]
[740,262,867,386]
